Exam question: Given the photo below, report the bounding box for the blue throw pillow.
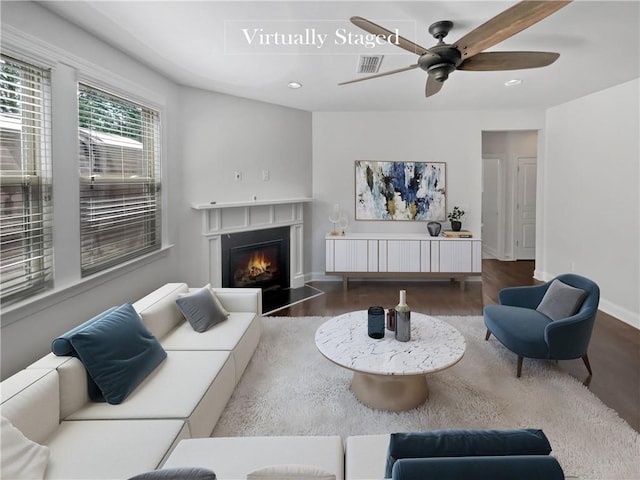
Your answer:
[391,456,564,480]
[51,306,119,356]
[385,429,552,477]
[175,284,229,333]
[69,303,167,404]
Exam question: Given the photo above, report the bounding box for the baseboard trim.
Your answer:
[598,300,639,330]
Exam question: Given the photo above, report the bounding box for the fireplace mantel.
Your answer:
[192,198,311,289]
[192,197,311,210]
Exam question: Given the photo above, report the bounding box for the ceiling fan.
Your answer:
[339,0,572,97]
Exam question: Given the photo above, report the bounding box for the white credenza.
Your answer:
[325,233,482,290]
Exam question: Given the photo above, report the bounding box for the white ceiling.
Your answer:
[40,1,640,112]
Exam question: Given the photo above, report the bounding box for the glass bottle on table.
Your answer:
[395,290,411,342]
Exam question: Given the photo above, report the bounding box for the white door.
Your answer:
[515,157,537,259]
[482,157,501,258]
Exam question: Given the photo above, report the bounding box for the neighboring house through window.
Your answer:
[0,54,53,305]
[78,84,161,276]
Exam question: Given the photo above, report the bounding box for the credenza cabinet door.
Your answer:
[385,240,421,272]
[328,239,370,272]
[439,241,473,272]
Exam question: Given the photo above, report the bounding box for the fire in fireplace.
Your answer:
[232,245,279,288]
[222,227,289,292]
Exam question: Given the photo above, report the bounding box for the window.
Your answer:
[78,84,161,276]
[0,54,53,305]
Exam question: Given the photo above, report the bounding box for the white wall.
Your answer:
[0,2,183,378]
[311,109,545,278]
[541,79,640,328]
[176,86,313,287]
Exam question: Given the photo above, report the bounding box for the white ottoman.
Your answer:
[162,436,345,480]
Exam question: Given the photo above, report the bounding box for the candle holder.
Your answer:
[328,203,348,236]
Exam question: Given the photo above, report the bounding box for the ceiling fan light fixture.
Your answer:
[504,78,523,86]
[287,81,303,89]
[428,63,456,82]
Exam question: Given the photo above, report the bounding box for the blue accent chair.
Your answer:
[386,429,564,480]
[483,273,600,377]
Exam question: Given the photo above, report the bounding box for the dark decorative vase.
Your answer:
[450,220,462,232]
[427,221,442,237]
[367,306,385,339]
[386,308,396,331]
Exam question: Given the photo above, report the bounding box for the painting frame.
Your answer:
[354,160,446,221]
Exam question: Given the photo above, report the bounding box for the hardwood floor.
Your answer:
[272,259,640,432]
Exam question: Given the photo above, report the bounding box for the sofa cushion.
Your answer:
[536,279,587,320]
[134,283,190,340]
[44,419,188,479]
[129,467,216,480]
[160,312,260,383]
[65,350,235,439]
[161,312,255,351]
[345,434,389,479]
[247,464,335,480]
[0,368,60,445]
[27,354,91,420]
[163,436,345,480]
[0,416,50,480]
[69,303,167,404]
[51,306,119,356]
[385,429,552,477]
[176,284,229,333]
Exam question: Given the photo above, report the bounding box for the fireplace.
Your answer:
[221,227,290,292]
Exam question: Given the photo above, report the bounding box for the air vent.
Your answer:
[357,55,384,74]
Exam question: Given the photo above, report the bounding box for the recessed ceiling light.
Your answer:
[287,81,302,89]
[504,79,522,86]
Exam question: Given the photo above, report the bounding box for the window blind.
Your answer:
[78,84,161,276]
[0,54,53,304]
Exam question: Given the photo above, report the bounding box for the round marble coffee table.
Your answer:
[315,310,466,411]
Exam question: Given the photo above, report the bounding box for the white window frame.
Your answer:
[77,83,162,276]
[0,27,171,324]
[0,53,53,305]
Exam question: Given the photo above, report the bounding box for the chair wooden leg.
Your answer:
[582,354,593,376]
[516,356,523,378]
[485,329,491,341]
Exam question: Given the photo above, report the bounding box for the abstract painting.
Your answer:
[355,161,446,221]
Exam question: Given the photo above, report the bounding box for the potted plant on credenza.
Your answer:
[447,206,465,232]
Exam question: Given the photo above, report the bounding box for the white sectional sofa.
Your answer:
[1,283,264,479]
[1,282,567,480]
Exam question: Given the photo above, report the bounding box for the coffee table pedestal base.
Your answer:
[351,372,428,412]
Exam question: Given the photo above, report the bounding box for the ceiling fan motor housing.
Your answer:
[418,44,462,81]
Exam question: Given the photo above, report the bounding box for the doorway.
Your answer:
[481,131,538,261]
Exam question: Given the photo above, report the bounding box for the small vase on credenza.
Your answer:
[427,221,442,237]
[450,220,462,232]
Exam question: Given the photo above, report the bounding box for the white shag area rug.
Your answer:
[212,316,639,480]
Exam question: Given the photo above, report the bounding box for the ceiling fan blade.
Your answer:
[452,1,571,60]
[425,76,444,97]
[339,64,419,86]
[458,51,560,71]
[350,16,432,56]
